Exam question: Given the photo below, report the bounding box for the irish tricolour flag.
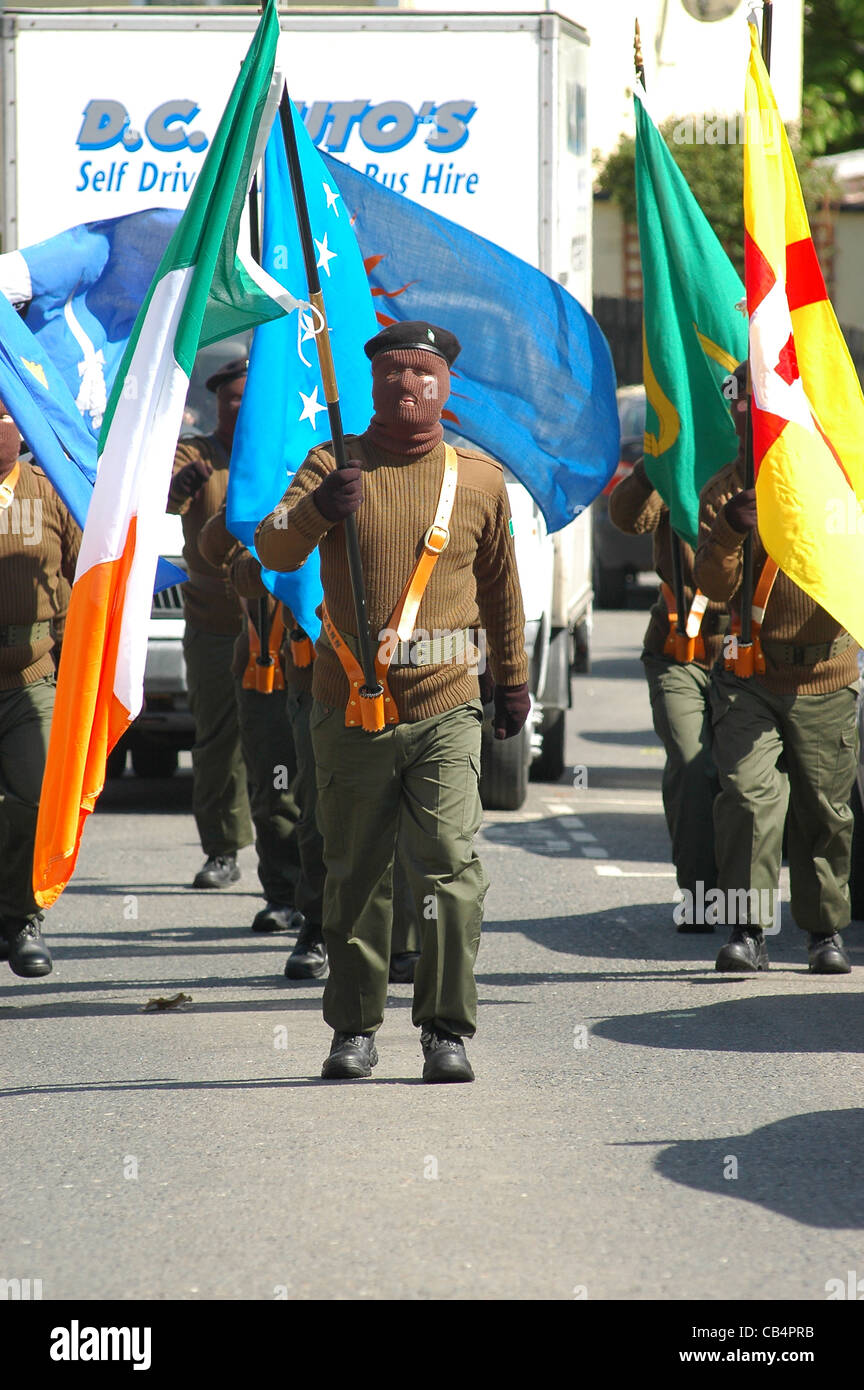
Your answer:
[33,0,297,906]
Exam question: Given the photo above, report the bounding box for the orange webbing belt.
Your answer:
[242,607,285,693]
[660,582,707,663]
[0,461,21,511]
[724,556,779,677]
[323,444,460,730]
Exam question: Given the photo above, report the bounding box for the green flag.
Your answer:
[635,86,747,546]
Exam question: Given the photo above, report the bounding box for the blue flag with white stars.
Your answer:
[227,107,378,641]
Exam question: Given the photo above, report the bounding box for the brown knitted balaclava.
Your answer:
[0,400,21,476]
[366,348,450,456]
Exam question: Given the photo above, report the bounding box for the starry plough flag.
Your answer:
[227,103,378,641]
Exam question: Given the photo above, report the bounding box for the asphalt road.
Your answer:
[3,602,863,1302]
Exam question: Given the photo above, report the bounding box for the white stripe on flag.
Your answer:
[77,265,195,717]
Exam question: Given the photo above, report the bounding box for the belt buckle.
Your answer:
[423,524,449,555]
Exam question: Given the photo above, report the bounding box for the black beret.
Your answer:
[205,357,249,393]
[364,321,461,367]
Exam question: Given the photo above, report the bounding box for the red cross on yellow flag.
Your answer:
[744,21,864,645]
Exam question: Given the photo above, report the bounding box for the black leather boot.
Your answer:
[192,854,240,889]
[284,921,328,979]
[251,902,303,933]
[808,933,851,974]
[321,1032,378,1079]
[715,927,770,973]
[6,916,53,978]
[420,1028,475,1083]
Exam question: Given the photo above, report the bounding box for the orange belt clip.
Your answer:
[290,628,315,668]
[243,608,285,693]
[724,557,779,677]
[324,445,459,732]
[661,582,706,663]
[321,600,397,731]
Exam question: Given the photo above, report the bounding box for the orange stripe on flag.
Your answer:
[33,517,139,908]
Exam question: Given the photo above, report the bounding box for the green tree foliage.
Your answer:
[802,0,864,155]
[596,116,838,276]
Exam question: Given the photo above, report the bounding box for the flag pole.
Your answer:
[740,2,773,651]
[635,19,691,658]
[277,86,384,725]
[247,173,277,691]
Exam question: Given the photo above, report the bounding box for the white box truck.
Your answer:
[0,7,594,803]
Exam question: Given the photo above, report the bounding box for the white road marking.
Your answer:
[577,797,663,808]
[594,865,677,878]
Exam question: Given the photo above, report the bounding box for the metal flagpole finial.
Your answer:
[634,19,645,85]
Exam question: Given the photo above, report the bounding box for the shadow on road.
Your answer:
[579,729,662,748]
[642,1108,864,1230]
[577,655,645,680]
[97,772,195,815]
[482,812,668,859]
[591,990,864,1054]
[0,1074,429,1095]
[479,909,864,974]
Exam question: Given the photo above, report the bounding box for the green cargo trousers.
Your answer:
[236,682,302,905]
[0,676,55,919]
[311,697,488,1038]
[709,667,859,933]
[288,688,419,946]
[183,625,253,858]
[285,687,326,925]
[643,652,719,896]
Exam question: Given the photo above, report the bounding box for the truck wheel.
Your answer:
[480,721,530,811]
[130,743,179,779]
[531,708,566,782]
[572,617,591,675]
[850,782,864,920]
[594,563,627,609]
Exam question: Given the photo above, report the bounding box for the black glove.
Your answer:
[171,456,213,500]
[314,465,363,523]
[723,487,757,534]
[493,683,531,740]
